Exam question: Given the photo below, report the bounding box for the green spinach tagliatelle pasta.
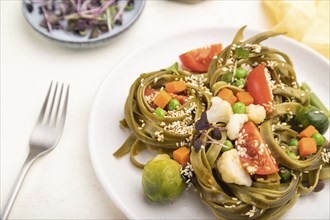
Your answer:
[194,26,329,219]
[114,26,330,219]
[114,64,212,168]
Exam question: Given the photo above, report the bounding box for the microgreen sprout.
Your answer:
[193,114,228,152]
[195,112,210,131]
[202,132,226,147]
[211,128,222,140]
[26,0,135,39]
[192,131,229,153]
[192,134,203,152]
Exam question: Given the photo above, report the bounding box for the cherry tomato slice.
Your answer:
[169,93,188,105]
[246,65,275,114]
[235,121,279,175]
[144,87,157,96]
[179,44,222,73]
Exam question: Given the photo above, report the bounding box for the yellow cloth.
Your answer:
[263,0,329,59]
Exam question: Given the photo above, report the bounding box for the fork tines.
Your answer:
[38,81,69,128]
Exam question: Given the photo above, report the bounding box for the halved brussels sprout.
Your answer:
[142,154,184,204]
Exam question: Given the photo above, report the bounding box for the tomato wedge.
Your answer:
[169,93,188,105]
[246,65,275,114]
[144,87,157,96]
[179,44,222,73]
[235,121,279,175]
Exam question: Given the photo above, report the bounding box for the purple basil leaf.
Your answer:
[195,112,210,131]
[212,128,222,140]
[193,136,203,152]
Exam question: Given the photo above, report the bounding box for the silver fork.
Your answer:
[0,82,69,220]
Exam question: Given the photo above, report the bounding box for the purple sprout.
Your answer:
[195,112,210,131]
[28,0,135,39]
[193,113,227,152]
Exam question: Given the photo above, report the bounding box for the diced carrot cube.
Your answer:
[217,88,237,106]
[165,81,187,94]
[173,147,190,166]
[298,138,317,156]
[154,90,172,109]
[298,125,318,138]
[236,91,254,106]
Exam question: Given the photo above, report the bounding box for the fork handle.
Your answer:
[0,151,39,220]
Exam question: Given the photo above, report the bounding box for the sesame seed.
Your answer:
[154,131,164,142]
[321,150,330,163]
[247,166,258,174]
[244,206,257,217]
[266,60,278,69]
[224,205,236,208]
[292,173,297,179]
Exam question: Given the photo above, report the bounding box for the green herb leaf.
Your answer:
[165,62,180,74]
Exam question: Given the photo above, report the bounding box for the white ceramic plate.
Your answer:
[22,0,145,48]
[88,26,330,219]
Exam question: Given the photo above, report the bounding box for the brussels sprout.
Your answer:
[142,154,184,204]
[294,105,329,134]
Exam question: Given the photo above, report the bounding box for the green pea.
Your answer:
[279,167,292,183]
[289,138,299,146]
[221,140,234,153]
[221,72,233,83]
[232,102,246,114]
[154,107,165,117]
[234,78,245,88]
[312,133,325,145]
[287,151,297,159]
[234,47,250,59]
[235,68,248,78]
[167,98,180,111]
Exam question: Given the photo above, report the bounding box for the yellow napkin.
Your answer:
[263,0,329,59]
